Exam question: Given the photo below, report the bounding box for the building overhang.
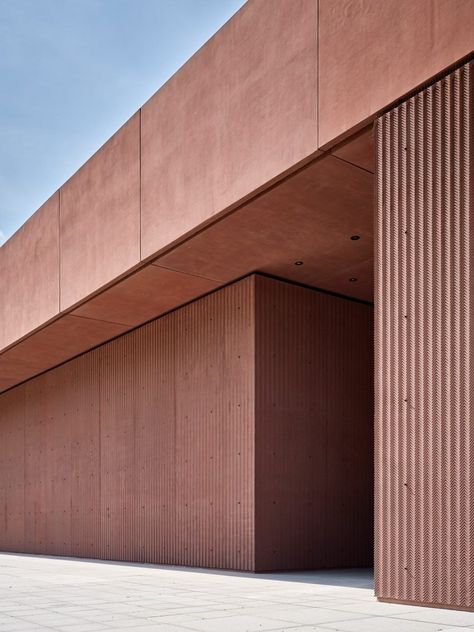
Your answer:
[1,0,473,392]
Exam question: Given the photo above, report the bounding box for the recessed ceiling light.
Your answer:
[350,235,360,240]
[349,277,357,282]
[294,261,304,266]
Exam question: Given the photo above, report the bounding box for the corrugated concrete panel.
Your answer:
[0,278,255,569]
[43,371,72,557]
[319,0,474,147]
[24,369,73,556]
[140,0,319,259]
[0,193,59,350]
[0,389,25,552]
[69,353,101,560]
[133,320,176,565]
[375,63,473,608]
[99,335,139,562]
[174,278,255,570]
[254,276,373,571]
[24,375,50,554]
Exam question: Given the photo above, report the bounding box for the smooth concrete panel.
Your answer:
[72,264,218,326]
[0,315,128,392]
[1,144,374,394]
[60,113,140,310]
[319,0,474,147]
[0,193,59,351]
[332,126,375,173]
[140,0,318,259]
[156,155,374,302]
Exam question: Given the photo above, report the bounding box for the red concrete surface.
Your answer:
[0,263,218,392]
[0,278,256,569]
[140,0,319,259]
[319,0,474,147]
[332,127,375,174]
[0,389,25,551]
[0,193,59,350]
[24,372,74,556]
[1,146,374,393]
[59,113,140,310]
[72,264,218,326]
[156,153,374,302]
[254,276,373,571]
[2,0,474,378]
[375,63,474,609]
[0,315,128,392]
[0,275,373,571]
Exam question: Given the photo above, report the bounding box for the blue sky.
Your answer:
[0,0,245,244]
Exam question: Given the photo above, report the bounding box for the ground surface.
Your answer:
[1,555,474,632]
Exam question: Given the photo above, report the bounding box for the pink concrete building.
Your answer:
[1,0,473,611]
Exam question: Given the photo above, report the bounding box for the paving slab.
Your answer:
[0,554,472,632]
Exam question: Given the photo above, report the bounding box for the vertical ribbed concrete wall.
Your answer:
[0,278,255,570]
[375,63,474,608]
[0,274,373,570]
[254,276,373,571]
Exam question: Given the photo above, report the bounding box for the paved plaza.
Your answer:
[0,554,474,631]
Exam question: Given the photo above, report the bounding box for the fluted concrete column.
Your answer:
[375,62,474,609]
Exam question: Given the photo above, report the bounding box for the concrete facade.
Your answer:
[1,0,473,612]
[0,276,372,571]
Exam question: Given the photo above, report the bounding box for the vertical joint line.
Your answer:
[139,108,142,262]
[316,0,320,149]
[58,188,61,312]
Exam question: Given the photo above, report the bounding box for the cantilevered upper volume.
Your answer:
[1,0,473,392]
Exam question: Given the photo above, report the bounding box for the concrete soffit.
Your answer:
[1,0,474,392]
